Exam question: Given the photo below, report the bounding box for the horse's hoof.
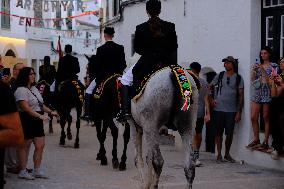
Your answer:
[112,159,119,169]
[96,153,102,160]
[67,133,72,140]
[101,157,108,166]
[119,162,126,171]
[74,143,79,148]
[59,140,65,146]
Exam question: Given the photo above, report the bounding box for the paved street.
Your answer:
[5,119,284,189]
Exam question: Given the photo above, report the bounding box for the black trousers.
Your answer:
[270,97,284,152]
[0,149,5,189]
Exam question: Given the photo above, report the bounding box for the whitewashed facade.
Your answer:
[101,0,284,171]
[0,0,100,81]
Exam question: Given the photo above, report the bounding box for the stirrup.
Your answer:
[115,111,131,123]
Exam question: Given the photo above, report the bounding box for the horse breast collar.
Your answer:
[71,80,84,104]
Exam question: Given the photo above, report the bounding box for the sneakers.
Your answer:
[33,169,48,179]
[195,159,202,167]
[271,150,279,160]
[18,169,35,180]
[224,155,236,163]
[216,156,223,163]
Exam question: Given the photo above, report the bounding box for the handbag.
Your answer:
[252,79,261,90]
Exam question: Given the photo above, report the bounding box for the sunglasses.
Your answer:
[29,72,36,76]
[227,77,230,85]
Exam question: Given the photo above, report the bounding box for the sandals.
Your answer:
[246,140,260,148]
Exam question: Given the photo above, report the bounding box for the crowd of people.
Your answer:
[0,0,284,188]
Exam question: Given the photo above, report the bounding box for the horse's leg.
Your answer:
[119,122,130,171]
[178,129,196,189]
[145,128,164,189]
[100,121,108,165]
[74,108,81,148]
[107,119,119,169]
[132,124,145,187]
[95,119,103,160]
[48,114,53,134]
[97,120,108,165]
[59,115,67,146]
[67,114,73,140]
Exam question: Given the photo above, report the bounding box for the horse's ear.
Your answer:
[84,54,90,61]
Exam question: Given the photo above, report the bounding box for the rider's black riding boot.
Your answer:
[116,85,131,122]
[82,93,92,120]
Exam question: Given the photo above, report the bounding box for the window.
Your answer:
[131,34,135,56]
[55,3,61,30]
[263,0,284,8]
[67,8,72,30]
[266,16,274,48]
[1,0,10,29]
[34,0,43,28]
[106,0,109,20]
[113,0,120,17]
[262,2,284,61]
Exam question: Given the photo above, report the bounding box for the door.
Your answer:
[262,0,284,61]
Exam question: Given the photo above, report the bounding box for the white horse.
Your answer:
[121,54,198,189]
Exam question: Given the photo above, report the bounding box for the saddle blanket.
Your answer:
[132,65,193,111]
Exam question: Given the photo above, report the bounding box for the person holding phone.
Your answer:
[269,57,284,159]
[249,46,279,151]
[0,68,11,85]
[14,67,58,180]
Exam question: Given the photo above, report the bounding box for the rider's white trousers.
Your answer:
[86,79,96,94]
[120,65,134,86]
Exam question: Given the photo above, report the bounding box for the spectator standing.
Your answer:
[269,57,284,159]
[211,56,244,163]
[0,80,24,189]
[10,63,25,93]
[5,63,24,174]
[14,67,58,180]
[190,62,211,166]
[249,46,279,150]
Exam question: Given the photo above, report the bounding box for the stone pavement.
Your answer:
[4,120,284,189]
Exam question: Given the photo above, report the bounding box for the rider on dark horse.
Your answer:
[85,27,127,113]
[55,44,80,90]
[39,56,56,85]
[49,44,80,108]
[117,0,178,122]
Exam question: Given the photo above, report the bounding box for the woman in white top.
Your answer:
[14,67,58,180]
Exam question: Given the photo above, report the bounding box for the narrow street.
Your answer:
[5,118,284,189]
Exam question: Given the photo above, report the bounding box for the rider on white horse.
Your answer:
[116,0,178,122]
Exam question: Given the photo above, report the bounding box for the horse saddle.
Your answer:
[93,74,121,99]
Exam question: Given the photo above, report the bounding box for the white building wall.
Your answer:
[104,0,284,171]
[0,0,100,83]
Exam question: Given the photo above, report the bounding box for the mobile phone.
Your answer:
[3,68,10,76]
[271,67,278,77]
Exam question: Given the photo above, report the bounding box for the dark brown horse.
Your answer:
[56,80,85,148]
[91,75,130,171]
